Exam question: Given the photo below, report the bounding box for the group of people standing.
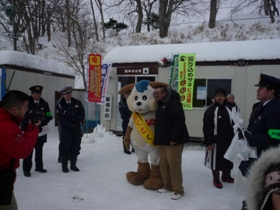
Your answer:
[0,85,84,209]
[118,73,280,206]
[203,73,280,210]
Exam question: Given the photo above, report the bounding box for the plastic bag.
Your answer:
[224,131,256,164]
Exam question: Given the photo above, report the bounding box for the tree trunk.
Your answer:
[266,0,275,23]
[158,0,173,38]
[135,0,143,33]
[95,0,106,39]
[90,0,99,41]
[270,0,279,16]
[208,0,218,28]
[66,0,71,47]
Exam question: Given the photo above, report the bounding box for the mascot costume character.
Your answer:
[118,80,168,190]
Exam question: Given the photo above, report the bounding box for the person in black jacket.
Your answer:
[118,89,133,154]
[154,85,189,200]
[203,88,234,189]
[56,86,85,173]
[22,85,53,177]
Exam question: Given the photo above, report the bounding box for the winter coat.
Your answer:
[118,97,132,137]
[203,101,234,170]
[154,87,189,145]
[246,146,280,210]
[0,107,39,171]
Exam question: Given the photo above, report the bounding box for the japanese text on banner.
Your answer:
[178,53,196,110]
[88,54,102,102]
[100,63,112,103]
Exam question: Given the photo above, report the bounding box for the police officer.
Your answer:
[239,73,280,210]
[23,85,53,177]
[56,86,85,173]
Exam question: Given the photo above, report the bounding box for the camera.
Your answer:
[29,110,46,124]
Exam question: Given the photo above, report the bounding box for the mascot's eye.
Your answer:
[142,96,147,100]
[135,96,138,100]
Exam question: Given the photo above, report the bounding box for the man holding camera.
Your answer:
[0,90,40,209]
[56,86,85,173]
[22,85,52,177]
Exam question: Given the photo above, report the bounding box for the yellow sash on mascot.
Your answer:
[132,112,154,146]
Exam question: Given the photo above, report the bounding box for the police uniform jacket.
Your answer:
[28,96,52,143]
[56,97,85,130]
[154,87,189,145]
[247,96,280,156]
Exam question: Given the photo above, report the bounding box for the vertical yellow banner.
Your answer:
[178,53,196,110]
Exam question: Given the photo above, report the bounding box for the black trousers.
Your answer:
[59,127,82,158]
[23,141,45,172]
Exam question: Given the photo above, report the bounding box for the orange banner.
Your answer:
[88,54,102,102]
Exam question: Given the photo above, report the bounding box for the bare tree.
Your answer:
[142,0,157,32]
[54,15,95,89]
[158,0,204,38]
[107,0,145,33]
[230,0,279,23]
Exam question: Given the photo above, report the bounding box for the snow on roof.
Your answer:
[0,50,74,76]
[103,39,280,64]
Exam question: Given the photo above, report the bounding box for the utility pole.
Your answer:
[12,0,17,51]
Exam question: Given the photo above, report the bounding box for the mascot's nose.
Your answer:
[136,101,142,106]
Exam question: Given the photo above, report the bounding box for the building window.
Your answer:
[193,79,231,107]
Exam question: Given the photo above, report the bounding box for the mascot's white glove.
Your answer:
[124,126,132,151]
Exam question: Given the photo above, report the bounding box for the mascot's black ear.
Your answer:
[150,82,169,89]
[118,83,135,94]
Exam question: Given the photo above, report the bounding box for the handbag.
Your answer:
[0,159,15,205]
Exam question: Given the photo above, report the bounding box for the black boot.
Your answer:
[61,157,69,173]
[123,141,131,154]
[70,155,79,172]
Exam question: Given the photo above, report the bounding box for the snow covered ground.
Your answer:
[14,125,243,210]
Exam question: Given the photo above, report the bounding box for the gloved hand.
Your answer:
[72,123,80,131]
[238,128,250,140]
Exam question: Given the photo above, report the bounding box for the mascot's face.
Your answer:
[127,80,158,114]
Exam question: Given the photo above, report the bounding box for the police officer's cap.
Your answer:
[255,74,280,89]
[59,86,72,94]
[29,85,43,93]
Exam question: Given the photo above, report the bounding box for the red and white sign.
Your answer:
[88,54,102,102]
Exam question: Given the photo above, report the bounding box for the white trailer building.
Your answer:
[0,50,75,120]
[102,39,280,140]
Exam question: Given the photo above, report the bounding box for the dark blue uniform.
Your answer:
[23,96,52,173]
[56,97,85,158]
[247,97,280,156]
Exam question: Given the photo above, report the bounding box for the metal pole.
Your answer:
[12,0,17,51]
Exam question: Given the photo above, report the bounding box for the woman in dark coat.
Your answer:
[203,88,234,189]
